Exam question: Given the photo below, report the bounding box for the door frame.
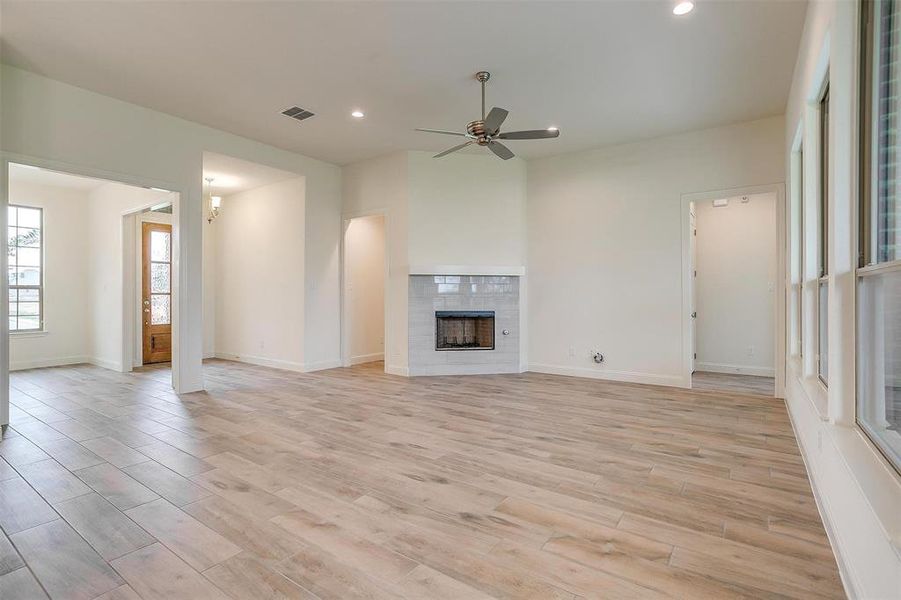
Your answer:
[680,182,786,397]
[340,208,389,371]
[689,203,697,374]
[140,220,173,364]
[122,204,177,371]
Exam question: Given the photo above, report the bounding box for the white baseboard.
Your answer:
[528,363,686,388]
[89,357,123,371]
[302,359,343,372]
[348,352,384,366]
[214,352,305,373]
[695,361,775,377]
[213,353,342,374]
[9,355,91,371]
[385,364,409,377]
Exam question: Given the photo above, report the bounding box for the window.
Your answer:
[817,85,830,384]
[858,0,901,472]
[7,205,43,332]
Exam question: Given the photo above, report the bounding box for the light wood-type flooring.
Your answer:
[692,371,776,397]
[0,359,843,599]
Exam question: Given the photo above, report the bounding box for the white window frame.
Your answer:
[8,204,44,333]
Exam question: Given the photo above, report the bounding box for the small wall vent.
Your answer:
[281,106,315,121]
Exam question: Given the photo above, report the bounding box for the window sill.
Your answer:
[9,330,49,339]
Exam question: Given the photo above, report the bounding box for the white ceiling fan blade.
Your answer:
[434,141,473,158]
[416,128,465,136]
[483,107,509,134]
[497,129,560,140]
[487,141,514,160]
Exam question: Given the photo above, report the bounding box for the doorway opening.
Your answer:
[685,190,780,396]
[200,152,306,371]
[5,160,178,390]
[342,214,386,369]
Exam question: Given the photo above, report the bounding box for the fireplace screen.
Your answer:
[435,311,495,350]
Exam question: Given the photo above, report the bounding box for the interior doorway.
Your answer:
[4,162,176,373]
[684,189,781,397]
[342,213,387,369]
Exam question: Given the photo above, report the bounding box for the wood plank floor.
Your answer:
[0,360,843,599]
[692,371,776,397]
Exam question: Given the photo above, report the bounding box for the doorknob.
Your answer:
[143,300,150,306]
[690,312,697,318]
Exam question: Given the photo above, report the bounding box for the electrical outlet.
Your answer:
[568,346,575,357]
[748,345,755,357]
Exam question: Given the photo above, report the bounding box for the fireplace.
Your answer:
[435,311,495,350]
[409,275,518,375]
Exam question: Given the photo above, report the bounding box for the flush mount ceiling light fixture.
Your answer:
[205,177,221,224]
[673,1,694,16]
[351,110,365,118]
[415,71,561,160]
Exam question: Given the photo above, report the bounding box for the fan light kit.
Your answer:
[673,1,694,15]
[205,177,222,224]
[415,71,560,160]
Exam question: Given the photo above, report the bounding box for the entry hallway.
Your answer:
[0,361,842,599]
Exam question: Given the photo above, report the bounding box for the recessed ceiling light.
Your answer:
[673,1,694,15]
[351,110,365,118]
[547,126,559,132]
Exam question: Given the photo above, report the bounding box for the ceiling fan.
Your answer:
[416,71,560,160]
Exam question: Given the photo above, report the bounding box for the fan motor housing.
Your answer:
[467,120,491,144]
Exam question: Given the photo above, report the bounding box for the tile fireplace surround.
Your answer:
[408,274,520,376]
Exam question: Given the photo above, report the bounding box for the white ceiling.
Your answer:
[203,152,301,196]
[9,163,109,191]
[0,1,807,165]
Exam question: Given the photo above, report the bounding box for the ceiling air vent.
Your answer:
[281,106,315,121]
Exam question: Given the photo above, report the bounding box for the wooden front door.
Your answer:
[142,222,172,364]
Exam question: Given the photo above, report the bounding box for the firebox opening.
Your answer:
[435,311,495,350]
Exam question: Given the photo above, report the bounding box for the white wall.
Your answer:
[0,64,341,428]
[783,1,901,598]
[344,215,385,364]
[407,151,527,269]
[7,181,91,370]
[213,178,306,371]
[87,182,171,370]
[527,116,785,386]
[695,192,776,376]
